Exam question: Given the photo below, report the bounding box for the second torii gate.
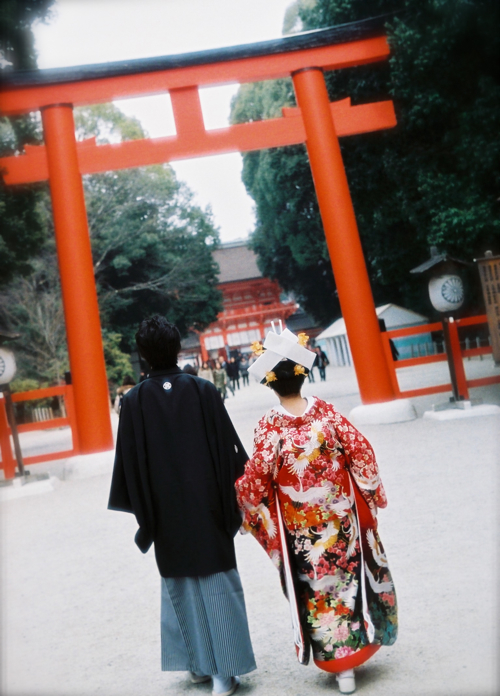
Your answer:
[0,16,399,454]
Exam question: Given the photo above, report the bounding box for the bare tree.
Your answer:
[0,245,68,383]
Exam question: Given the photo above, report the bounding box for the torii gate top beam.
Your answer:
[0,16,391,116]
[0,16,396,186]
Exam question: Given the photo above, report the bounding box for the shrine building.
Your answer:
[198,240,298,362]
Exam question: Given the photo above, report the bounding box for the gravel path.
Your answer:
[1,361,499,696]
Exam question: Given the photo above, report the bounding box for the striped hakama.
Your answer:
[161,569,256,677]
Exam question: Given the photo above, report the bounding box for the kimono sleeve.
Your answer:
[108,388,154,554]
[235,415,282,569]
[329,406,388,514]
[193,378,248,537]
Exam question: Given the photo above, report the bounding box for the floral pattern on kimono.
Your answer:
[235,398,398,664]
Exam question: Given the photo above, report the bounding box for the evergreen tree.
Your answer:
[0,0,56,285]
[231,0,500,322]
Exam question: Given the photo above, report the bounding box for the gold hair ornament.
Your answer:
[265,371,277,383]
[251,341,264,356]
[294,364,306,376]
[297,333,309,347]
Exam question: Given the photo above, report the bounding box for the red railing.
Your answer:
[0,384,79,479]
[381,314,500,399]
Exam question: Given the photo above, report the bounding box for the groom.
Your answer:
[108,315,255,696]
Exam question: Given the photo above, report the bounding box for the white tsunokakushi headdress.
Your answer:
[247,322,316,384]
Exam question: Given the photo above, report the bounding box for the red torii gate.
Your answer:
[0,17,398,455]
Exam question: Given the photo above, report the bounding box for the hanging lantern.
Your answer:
[428,274,465,313]
[410,246,470,315]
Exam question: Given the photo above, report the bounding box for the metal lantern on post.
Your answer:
[410,247,471,405]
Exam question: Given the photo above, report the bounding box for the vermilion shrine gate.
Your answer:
[0,17,399,456]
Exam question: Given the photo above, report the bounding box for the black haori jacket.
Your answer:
[108,367,248,577]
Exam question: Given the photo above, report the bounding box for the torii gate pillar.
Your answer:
[292,68,394,402]
[41,105,113,452]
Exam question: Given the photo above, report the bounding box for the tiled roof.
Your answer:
[213,240,262,283]
[286,308,322,334]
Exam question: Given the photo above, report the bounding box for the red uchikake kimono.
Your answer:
[235,397,398,673]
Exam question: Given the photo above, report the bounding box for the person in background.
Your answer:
[226,357,240,392]
[182,364,198,376]
[113,375,136,415]
[239,355,250,387]
[198,361,214,383]
[378,319,399,362]
[307,352,316,383]
[108,315,256,696]
[213,359,228,402]
[314,345,329,381]
[223,358,235,397]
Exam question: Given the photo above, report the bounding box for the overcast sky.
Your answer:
[33,0,296,242]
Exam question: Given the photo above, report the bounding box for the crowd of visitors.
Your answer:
[178,342,328,401]
[180,351,255,402]
[112,342,329,409]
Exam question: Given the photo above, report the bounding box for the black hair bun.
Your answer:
[273,359,309,380]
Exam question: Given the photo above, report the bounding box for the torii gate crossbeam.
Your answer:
[0,16,397,454]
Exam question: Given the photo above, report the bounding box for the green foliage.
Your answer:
[0,0,55,285]
[0,179,47,284]
[0,110,47,284]
[231,79,295,123]
[74,103,145,143]
[10,377,44,393]
[102,330,135,390]
[85,164,221,348]
[0,0,54,70]
[232,0,500,321]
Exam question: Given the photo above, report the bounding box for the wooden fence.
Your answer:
[381,314,500,399]
[0,384,79,479]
